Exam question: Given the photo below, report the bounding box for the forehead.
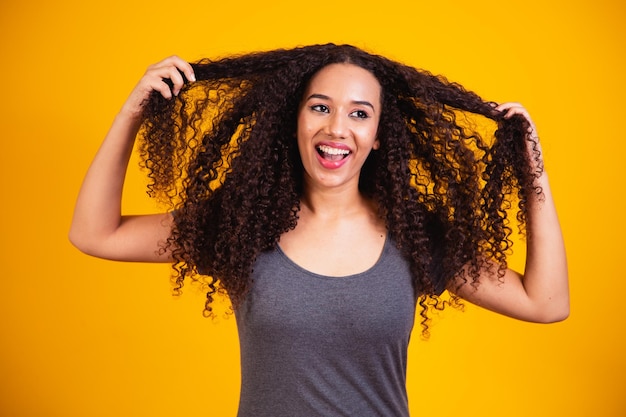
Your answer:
[304,63,382,103]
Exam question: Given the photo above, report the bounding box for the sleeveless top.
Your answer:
[234,237,416,417]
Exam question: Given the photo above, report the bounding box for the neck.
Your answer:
[300,182,372,220]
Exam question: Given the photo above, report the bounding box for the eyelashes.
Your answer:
[351,110,369,119]
[310,104,329,113]
[309,104,370,119]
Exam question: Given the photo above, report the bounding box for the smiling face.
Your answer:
[297,63,382,193]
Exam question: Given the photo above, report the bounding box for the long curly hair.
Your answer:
[139,44,542,334]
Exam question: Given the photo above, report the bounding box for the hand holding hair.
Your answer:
[120,55,196,120]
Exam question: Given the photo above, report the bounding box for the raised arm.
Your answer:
[451,103,569,323]
[69,56,196,262]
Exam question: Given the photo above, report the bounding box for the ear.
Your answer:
[373,138,380,150]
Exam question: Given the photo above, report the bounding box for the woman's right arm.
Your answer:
[69,56,196,262]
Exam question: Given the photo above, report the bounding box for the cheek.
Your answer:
[356,124,380,147]
[296,112,309,135]
[296,120,318,146]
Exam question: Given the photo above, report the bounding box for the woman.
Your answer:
[70,44,568,416]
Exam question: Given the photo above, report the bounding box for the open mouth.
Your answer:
[316,145,351,161]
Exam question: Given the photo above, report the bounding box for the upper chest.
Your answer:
[278,209,387,277]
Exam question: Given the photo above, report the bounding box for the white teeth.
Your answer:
[317,145,350,155]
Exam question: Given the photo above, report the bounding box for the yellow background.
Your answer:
[1,0,624,416]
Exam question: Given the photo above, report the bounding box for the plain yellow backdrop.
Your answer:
[0,0,624,416]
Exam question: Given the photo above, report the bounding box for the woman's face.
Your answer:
[297,63,381,193]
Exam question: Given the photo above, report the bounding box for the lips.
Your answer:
[313,142,352,169]
[316,144,351,161]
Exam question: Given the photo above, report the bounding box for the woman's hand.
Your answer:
[495,102,537,133]
[120,55,196,119]
[496,102,544,171]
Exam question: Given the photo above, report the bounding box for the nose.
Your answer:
[327,112,348,139]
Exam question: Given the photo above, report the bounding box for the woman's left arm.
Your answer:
[451,103,569,323]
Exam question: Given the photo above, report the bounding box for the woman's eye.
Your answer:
[351,110,369,119]
[311,104,329,113]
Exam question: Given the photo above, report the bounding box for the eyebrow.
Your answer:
[306,93,376,111]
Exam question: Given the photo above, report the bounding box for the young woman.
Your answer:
[70,44,568,416]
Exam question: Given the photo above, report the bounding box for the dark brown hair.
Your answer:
[139,44,541,334]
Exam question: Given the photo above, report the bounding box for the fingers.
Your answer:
[495,102,537,136]
[121,56,196,118]
[495,102,543,170]
[495,102,529,119]
[144,55,196,99]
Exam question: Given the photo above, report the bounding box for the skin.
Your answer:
[296,63,381,192]
[69,56,569,323]
[279,64,386,277]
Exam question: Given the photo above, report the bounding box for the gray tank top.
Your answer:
[234,237,416,417]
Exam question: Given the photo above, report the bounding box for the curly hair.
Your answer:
[138,44,542,334]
